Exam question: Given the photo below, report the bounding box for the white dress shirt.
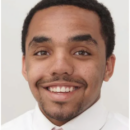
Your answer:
[1,99,129,130]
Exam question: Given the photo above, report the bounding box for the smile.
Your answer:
[47,86,79,93]
[39,82,83,101]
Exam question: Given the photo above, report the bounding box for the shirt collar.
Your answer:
[32,99,108,130]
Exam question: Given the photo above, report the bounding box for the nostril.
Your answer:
[52,72,55,75]
[52,72,69,76]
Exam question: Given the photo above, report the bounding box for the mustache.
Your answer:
[36,75,88,88]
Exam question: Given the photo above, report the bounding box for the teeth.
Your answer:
[53,88,56,92]
[50,87,53,92]
[70,87,73,92]
[61,87,65,92]
[57,87,60,92]
[48,86,76,93]
[66,87,69,92]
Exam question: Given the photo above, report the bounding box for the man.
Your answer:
[2,0,128,130]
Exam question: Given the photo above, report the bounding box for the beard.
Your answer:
[37,74,88,122]
[39,96,84,122]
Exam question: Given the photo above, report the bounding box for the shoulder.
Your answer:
[1,110,34,130]
[102,112,129,130]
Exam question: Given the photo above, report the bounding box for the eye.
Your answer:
[34,50,50,56]
[74,50,90,56]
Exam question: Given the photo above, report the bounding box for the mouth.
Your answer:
[45,86,80,93]
[40,82,82,101]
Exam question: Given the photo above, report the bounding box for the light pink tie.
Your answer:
[52,127,63,130]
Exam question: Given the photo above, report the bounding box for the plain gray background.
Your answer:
[2,0,129,124]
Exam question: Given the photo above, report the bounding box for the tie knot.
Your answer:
[52,127,63,130]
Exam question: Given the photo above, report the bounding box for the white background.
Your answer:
[1,0,129,124]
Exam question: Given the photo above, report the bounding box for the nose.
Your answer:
[49,52,74,76]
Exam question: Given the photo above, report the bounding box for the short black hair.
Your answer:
[22,0,115,58]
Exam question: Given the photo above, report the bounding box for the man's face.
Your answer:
[22,6,115,125]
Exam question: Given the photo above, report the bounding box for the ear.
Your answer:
[22,56,28,81]
[103,54,116,82]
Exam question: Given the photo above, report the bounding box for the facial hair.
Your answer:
[37,74,88,121]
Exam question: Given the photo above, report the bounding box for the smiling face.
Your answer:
[22,6,115,126]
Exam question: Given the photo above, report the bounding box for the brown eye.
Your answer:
[75,50,90,56]
[35,51,50,56]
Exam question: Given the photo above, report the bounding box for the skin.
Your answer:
[22,6,115,126]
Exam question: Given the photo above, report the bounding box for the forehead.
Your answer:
[26,5,103,46]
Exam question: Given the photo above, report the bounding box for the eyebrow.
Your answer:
[28,36,51,47]
[69,34,98,45]
[28,34,98,48]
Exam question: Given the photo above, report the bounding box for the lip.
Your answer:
[39,81,82,88]
[39,81,83,102]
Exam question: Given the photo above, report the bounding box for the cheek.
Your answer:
[72,61,105,110]
[75,61,105,88]
[26,60,48,83]
[25,60,49,100]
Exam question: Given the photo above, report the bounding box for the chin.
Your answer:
[39,99,83,121]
